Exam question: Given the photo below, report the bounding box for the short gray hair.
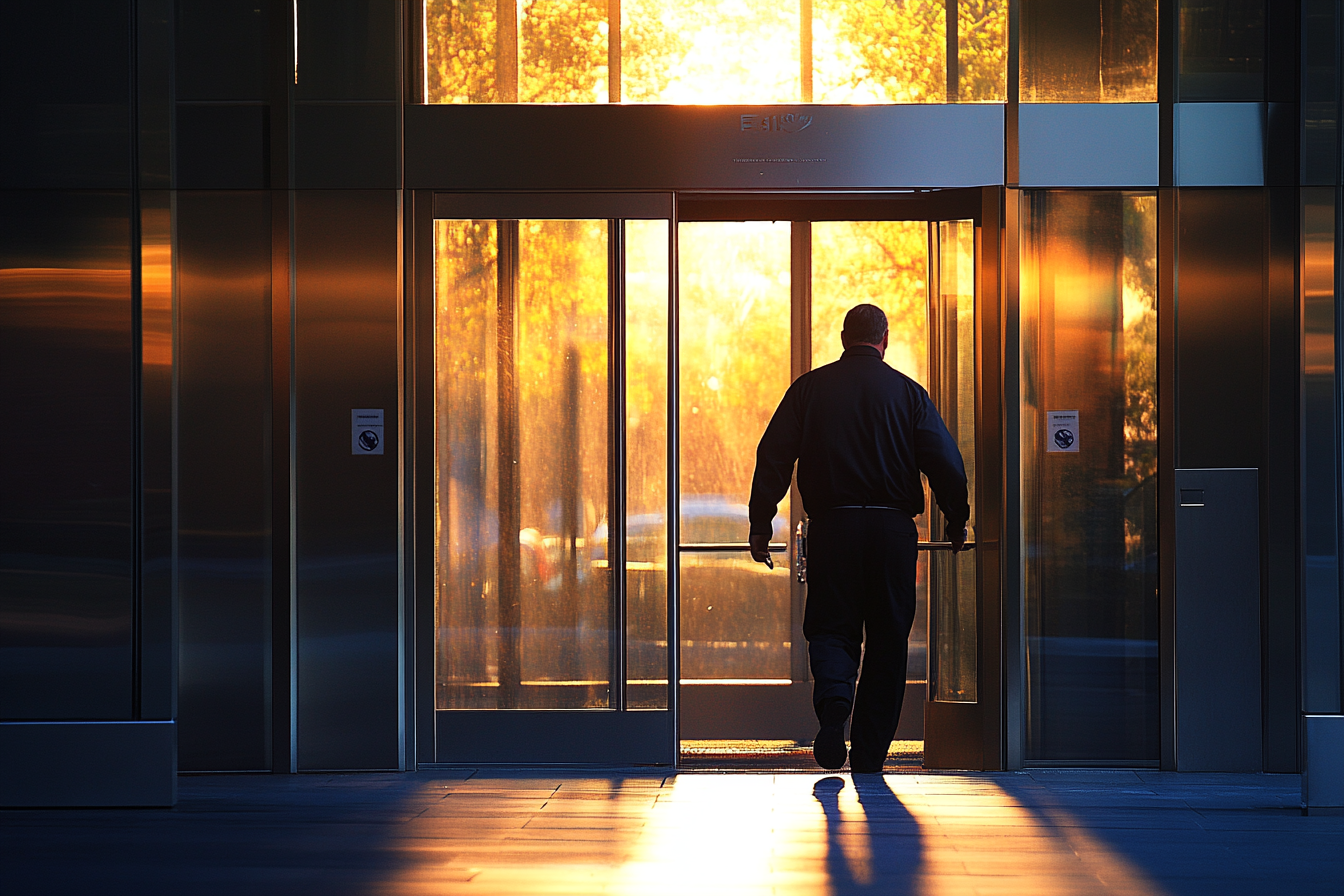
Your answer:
[841,304,888,346]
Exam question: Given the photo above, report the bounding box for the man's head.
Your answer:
[840,304,889,355]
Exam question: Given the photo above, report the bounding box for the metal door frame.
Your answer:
[411,187,1006,769]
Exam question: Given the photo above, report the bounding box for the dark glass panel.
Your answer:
[1022,190,1159,761]
[1021,0,1156,102]
[1178,0,1265,100]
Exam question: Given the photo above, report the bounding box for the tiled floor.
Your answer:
[3,769,1340,895]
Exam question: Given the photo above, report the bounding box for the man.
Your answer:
[748,303,969,773]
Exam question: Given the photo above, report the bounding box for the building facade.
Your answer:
[1,1,1341,809]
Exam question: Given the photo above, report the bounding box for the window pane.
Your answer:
[625,219,670,708]
[1178,0,1265,101]
[1020,0,1156,102]
[678,222,792,681]
[622,0,800,103]
[434,218,612,709]
[812,0,945,103]
[426,0,1006,103]
[521,0,611,102]
[1021,191,1159,760]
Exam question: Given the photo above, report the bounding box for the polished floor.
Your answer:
[3,770,1340,895]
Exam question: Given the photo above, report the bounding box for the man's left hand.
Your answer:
[749,532,773,565]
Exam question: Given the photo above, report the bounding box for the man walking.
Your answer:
[748,304,969,773]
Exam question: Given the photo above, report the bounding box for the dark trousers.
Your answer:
[803,509,919,770]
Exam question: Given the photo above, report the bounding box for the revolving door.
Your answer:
[414,188,1003,769]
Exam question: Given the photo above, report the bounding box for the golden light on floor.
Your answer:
[377,773,1170,896]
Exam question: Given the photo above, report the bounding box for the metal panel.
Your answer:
[0,191,134,720]
[293,103,399,189]
[0,3,132,189]
[0,720,175,807]
[174,104,270,189]
[1174,468,1261,771]
[406,104,1006,191]
[173,0,269,101]
[294,190,401,770]
[1303,714,1344,811]
[294,0,400,101]
[176,191,273,771]
[1018,104,1159,187]
[138,189,174,720]
[434,710,671,765]
[1176,190,1266,468]
[1176,103,1265,186]
[434,192,673,221]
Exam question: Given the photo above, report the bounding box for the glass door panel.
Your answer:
[624,220,671,708]
[435,218,612,710]
[677,222,794,684]
[928,219,978,704]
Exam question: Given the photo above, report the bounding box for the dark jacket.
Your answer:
[748,345,970,537]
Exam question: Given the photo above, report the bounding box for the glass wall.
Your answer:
[434,218,613,709]
[1020,0,1157,102]
[1021,191,1159,762]
[425,0,1007,104]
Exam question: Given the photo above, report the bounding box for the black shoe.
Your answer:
[813,698,852,770]
[813,723,848,770]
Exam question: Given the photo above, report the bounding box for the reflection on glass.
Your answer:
[929,220,977,703]
[811,221,933,686]
[1178,0,1264,100]
[425,0,1006,104]
[678,222,792,681]
[1020,0,1156,102]
[1021,191,1159,760]
[435,218,612,709]
[625,220,670,707]
[1301,190,1341,713]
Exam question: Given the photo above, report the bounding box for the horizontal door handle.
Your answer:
[678,542,787,553]
[918,541,976,551]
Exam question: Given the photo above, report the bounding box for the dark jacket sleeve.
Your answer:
[913,389,970,528]
[748,380,804,538]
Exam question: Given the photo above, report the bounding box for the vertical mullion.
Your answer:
[946,0,959,102]
[497,220,521,707]
[610,220,628,710]
[800,0,813,102]
[609,0,622,103]
[498,0,519,101]
[789,222,811,684]
[667,203,681,763]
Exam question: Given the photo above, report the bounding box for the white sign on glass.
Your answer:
[352,408,384,456]
[1046,410,1079,453]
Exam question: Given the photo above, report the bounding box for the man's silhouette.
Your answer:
[748,304,969,772]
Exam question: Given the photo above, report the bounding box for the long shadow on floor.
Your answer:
[813,775,922,894]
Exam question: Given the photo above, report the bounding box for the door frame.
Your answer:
[410,187,1007,769]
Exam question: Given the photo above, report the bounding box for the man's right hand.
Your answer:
[749,532,773,565]
[949,526,968,552]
